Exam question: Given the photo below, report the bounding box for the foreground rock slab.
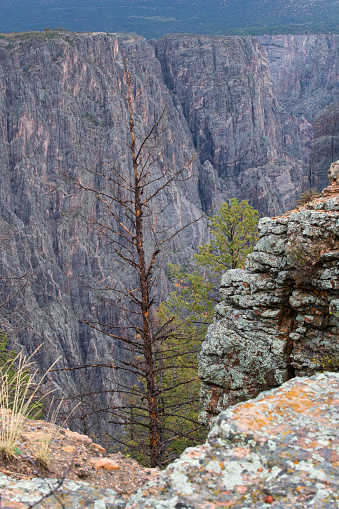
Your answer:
[0,475,124,508]
[127,373,339,509]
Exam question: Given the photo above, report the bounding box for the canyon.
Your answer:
[0,31,338,436]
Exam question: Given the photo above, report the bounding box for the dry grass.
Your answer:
[0,348,59,460]
[35,398,63,469]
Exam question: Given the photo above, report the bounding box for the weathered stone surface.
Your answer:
[0,475,124,508]
[127,373,339,509]
[200,161,339,423]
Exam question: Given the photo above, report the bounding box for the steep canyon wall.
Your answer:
[0,32,206,433]
[155,33,339,215]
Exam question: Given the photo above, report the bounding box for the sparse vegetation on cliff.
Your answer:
[285,234,335,281]
[296,188,320,206]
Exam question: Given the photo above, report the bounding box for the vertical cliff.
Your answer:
[0,32,206,433]
[259,34,339,165]
[155,34,304,216]
[310,102,339,190]
[155,34,339,216]
[199,161,339,425]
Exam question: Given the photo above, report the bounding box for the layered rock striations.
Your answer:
[155,34,339,215]
[259,34,339,171]
[199,161,339,424]
[155,34,302,216]
[0,32,206,431]
[310,102,339,191]
[259,35,339,126]
[127,373,339,509]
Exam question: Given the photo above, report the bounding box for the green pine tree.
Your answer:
[139,199,260,463]
[159,198,259,337]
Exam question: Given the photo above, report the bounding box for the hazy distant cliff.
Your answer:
[259,34,339,166]
[155,33,339,215]
[0,31,337,434]
[0,32,206,433]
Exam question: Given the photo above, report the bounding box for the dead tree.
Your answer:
[65,64,205,467]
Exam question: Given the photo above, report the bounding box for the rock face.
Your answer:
[155,34,339,215]
[199,161,339,424]
[0,32,206,433]
[155,34,302,216]
[127,373,339,509]
[310,102,339,191]
[259,35,339,124]
[259,34,339,165]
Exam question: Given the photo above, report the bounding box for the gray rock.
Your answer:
[200,161,339,423]
[310,102,339,191]
[126,373,339,509]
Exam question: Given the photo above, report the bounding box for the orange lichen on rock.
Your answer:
[128,373,339,509]
[231,384,323,434]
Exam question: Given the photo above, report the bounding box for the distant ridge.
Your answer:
[0,0,338,39]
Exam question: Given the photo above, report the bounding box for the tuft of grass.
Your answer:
[34,398,63,469]
[0,348,58,460]
[35,436,51,470]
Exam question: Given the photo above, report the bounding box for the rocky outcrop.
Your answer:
[127,373,339,509]
[199,160,339,424]
[1,373,338,507]
[310,102,339,191]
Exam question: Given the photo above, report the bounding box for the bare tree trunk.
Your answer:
[59,61,204,467]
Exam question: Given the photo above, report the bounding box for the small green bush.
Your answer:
[314,355,339,373]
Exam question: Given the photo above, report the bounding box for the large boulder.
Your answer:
[127,373,339,508]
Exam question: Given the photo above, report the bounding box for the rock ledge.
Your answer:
[127,373,339,509]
